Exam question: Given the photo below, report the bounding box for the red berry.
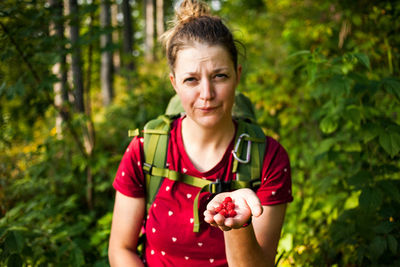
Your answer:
[228,209,237,217]
[215,206,222,213]
[219,209,228,217]
[226,202,235,211]
[224,197,232,203]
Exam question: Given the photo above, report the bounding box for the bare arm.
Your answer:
[204,189,287,267]
[108,192,145,267]
[224,204,286,267]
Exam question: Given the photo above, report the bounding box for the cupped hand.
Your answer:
[203,188,263,231]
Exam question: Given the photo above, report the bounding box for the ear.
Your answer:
[236,64,242,84]
[169,73,178,93]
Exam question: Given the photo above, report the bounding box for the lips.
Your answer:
[198,106,219,112]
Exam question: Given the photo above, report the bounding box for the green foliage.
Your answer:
[1,0,399,266]
[0,70,172,265]
[218,0,400,265]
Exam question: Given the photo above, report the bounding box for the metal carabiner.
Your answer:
[232,133,251,164]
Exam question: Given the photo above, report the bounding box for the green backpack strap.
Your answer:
[142,115,176,213]
[131,115,266,233]
[232,120,266,186]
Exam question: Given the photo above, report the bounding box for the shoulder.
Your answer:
[127,136,145,155]
[264,136,290,163]
[257,136,293,205]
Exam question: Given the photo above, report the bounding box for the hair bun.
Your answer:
[175,0,211,25]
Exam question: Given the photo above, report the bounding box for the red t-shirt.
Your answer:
[113,117,293,266]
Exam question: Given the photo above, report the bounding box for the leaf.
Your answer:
[381,78,400,100]
[379,131,400,158]
[354,53,371,69]
[369,236,386,259]
[279,233,293,252]
[287,50,311,58]
[70,246,85,267]
[93,260,110,267]
[359,187,383,210]
[373,221,394,234]
[345,105,362,126]
[320,116,338,134]
[314,137,336,155]
[348,170,372,188]
[326,75,351,97]
[4,231,24,254]
[7,254,23,267]
[378,181,400,202]
[387,235,398,254]
[361,123,380,143]
[0,82,6,96]
[344,191,360,210]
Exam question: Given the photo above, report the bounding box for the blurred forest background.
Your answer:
[1,0,399,266]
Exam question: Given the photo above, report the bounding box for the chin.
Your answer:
[191,114,230,129]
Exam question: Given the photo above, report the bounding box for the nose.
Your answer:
[199,78,214,100]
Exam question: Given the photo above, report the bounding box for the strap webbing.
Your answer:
[143,117,172,212]
[140,115,266,233]
[144,165,253,232]
[232,120,266,183]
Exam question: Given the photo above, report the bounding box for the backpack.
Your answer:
[129,92,267,233]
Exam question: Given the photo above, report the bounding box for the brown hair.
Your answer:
[160,0,239,73]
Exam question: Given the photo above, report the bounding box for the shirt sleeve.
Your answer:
[113,136,146,198]
[256,136,293,205]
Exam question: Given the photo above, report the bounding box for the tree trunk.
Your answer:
[65,0,95,210]
[83,1,96,210]
[111,3,121,72]
[100,0,114,106]
[49,0,69,138]
[67,0,85,113]
[156,0,164,38]
[145,0,155,62]
[121,0,134,71]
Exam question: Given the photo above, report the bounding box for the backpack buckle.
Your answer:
[208,179,231,194]
[232,133,251,164]
[143,162,153,174]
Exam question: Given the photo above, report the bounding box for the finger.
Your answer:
[214,213,226,226]
[219,225,232,231]
[223,217,235,228]
[204,213,214,224]
[210,222,218,227]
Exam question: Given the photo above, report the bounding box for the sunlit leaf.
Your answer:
[320,116,338,134]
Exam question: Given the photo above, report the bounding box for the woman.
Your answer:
[108,1,293,266]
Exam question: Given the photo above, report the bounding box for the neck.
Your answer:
[181,116,235,172]
[181,116,235,148]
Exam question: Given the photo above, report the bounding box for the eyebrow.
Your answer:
[182,67,230,76]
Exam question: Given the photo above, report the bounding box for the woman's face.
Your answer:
[170,42,241,129]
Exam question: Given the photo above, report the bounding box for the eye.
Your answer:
[214,73,229,79]
[183,77,197,83]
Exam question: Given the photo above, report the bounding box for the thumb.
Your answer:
[246,194,263,217]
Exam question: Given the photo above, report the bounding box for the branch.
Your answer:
[0,21,88,159]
